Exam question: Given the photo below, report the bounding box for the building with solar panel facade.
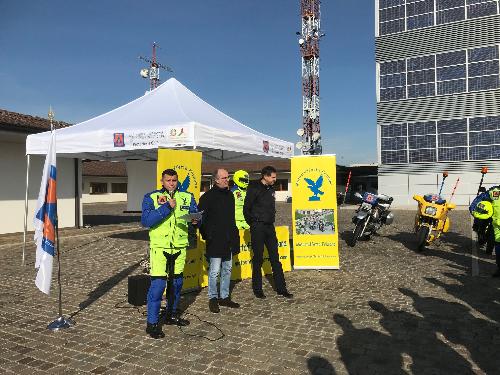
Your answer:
[376,0,500,206]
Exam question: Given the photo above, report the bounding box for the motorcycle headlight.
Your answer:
[425,206,437,216]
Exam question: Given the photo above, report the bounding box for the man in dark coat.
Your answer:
[199,168,241,313]
[243,166,293,299]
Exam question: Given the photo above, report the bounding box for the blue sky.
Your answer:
[0,1,376,165]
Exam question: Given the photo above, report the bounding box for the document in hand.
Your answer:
[178,211,203,221]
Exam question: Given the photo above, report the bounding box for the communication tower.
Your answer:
[139,42,173,91]
[296,0,324,155]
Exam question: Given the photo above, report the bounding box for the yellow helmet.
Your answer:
[233,169,249,189]
[472,200,493,220]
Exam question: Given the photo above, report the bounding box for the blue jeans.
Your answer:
[208,255,232,299]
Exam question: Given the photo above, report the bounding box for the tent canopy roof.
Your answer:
[26,78,293,162]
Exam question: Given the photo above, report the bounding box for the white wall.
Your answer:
[0,134,79,234]
[379,171,500,208]
[126,160,157,211]
[82,176,128,203]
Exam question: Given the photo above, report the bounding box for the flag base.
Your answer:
[47,316,74,331]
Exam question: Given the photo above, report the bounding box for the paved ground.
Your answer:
[0,202,498,374]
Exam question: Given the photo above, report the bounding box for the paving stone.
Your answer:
[0,203,498,373]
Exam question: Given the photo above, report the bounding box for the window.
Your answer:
[275,179,289,191]
[382,150,408,164]
[470,145,500,160]
[380,59,406,101]
[381,123,407,137]
[90,182,108,194]
[378,0,497,35]
[469,116,500,131]
[379,0,405,35]
[381,115,500,164]
[438,147,468,161]
[467,0,498,19]
[111,183,127,193]
[407,0,434,30]
[410,148,436,162]
[468,46,500,92]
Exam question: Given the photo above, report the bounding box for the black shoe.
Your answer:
[146,322,165,339]
[277,290,293,299]
[253,290,266,299]
[209,298,220,313]
[164,313,190,326]
[493,268,500,278]
[218,297,240,308]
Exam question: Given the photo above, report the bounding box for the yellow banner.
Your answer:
[291,155,339,269]
[157,148,202,201]
[199,226,291,287]
[157,148,202,291]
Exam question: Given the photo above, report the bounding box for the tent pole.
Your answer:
[74,158,81,229]
[22,154,31,266]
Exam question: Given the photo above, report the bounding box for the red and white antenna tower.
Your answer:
[297,0,324,155]
[139,42,173,91]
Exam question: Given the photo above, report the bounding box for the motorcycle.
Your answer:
[413,172,457,251]
[349,191,394,247]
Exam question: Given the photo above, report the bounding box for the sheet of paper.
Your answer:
[178,211,203,221]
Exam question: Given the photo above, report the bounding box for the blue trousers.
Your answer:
[146,276,183,324]
[207,256,232,299]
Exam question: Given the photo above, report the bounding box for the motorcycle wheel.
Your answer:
[416,226,429,252]
[349,220,365,247]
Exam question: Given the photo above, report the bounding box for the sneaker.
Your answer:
[145,322,165,339]
[253,290,266,299]
[277,290,294,299]
[209,298,220,313]
[218,297,240,308]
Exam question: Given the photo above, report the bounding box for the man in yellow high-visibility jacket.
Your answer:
[141,168,199,339]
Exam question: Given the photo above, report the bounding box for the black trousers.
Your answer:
[250,223,287,293]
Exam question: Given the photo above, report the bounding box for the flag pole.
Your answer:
[47,220,74,330]
[45,107,73,331]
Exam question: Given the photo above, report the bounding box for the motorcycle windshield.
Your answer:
[363,192,378,205]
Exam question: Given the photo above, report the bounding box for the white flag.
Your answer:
[33,131,57,294]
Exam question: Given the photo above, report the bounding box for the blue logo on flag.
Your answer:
[304,175,325,201]
[177,175,190,192]
[35,165,57,256]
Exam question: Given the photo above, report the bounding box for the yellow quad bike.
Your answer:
[413,194,456,251]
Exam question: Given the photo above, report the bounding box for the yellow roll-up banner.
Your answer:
[157,148,203,291]
[199,226,291,287]
[291,155,339,269]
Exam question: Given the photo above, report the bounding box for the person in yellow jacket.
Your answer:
[141,169,199,339]
[470,185,500,277]
[230,169,250,230]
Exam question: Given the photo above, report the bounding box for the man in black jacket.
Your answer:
[243,166,293,299]
[199,168,241,313]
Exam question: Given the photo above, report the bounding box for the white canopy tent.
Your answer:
[26,78,293,161]
[22,78,293,262]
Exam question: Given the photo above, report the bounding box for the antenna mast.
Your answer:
[139,42,173,91]
[297,0,324,155]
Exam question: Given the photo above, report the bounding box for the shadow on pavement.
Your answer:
[70,260,142,319]
[110,229,149,241]
[83,214,141,226]
[333,286,499,374]
[307,355,337,375]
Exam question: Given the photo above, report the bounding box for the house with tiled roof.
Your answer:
[0,109,80,234]
[81,160,128,203]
